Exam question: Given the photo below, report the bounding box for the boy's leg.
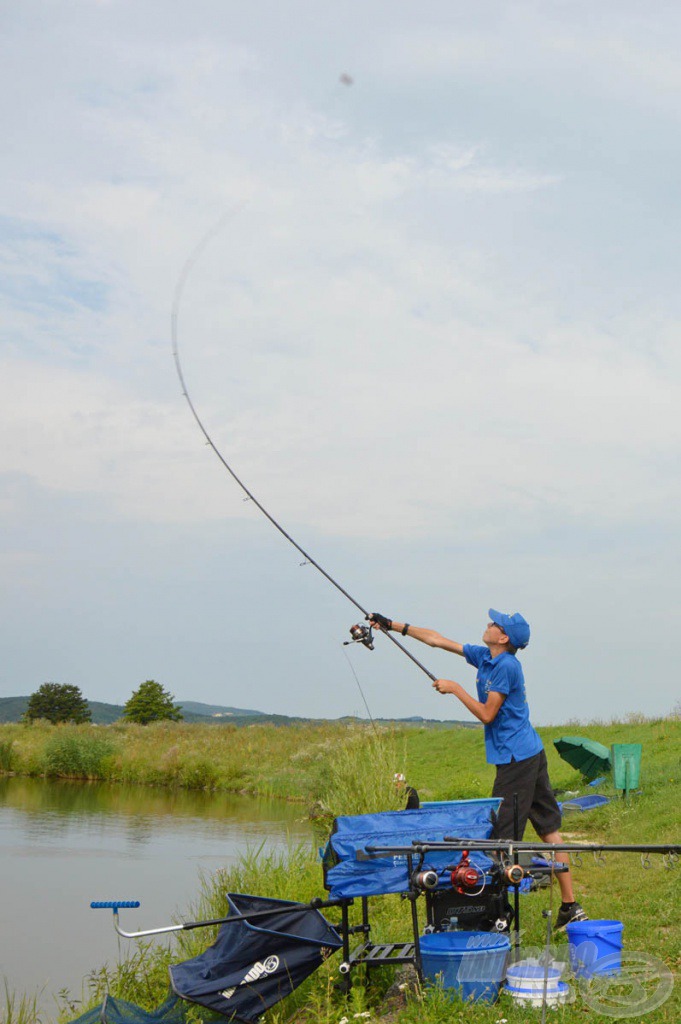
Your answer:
[491,752,543,839]
[528,752,587,924]
[538,829,574,902]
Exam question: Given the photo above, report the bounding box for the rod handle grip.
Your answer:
[90,901,141,910]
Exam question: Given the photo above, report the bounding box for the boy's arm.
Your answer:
[433,681,505,724]
[369,615,464,656]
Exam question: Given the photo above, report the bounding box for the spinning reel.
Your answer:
[411,869,439,891]
[343,624,374,650]
[449,851,486,895]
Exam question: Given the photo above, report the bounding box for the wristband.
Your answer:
[401,623,410,636]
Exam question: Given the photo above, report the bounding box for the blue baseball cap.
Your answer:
[489,608,530,649]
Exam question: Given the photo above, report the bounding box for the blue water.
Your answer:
[0,777,313,1018]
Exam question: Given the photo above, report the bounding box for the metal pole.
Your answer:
[407,853,424,984]
[512,793,521,964]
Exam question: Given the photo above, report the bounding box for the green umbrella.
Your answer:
[553,736,611,780]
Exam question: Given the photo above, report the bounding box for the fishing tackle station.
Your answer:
[88,821,679,1023]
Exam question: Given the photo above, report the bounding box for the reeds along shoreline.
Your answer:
[0,719,412,815]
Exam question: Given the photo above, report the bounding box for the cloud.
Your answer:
[1,1,679,721]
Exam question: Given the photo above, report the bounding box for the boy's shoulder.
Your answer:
[492,651,523,677]
[463,643,489,666]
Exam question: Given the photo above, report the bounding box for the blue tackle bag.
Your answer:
[170,893,342,1023]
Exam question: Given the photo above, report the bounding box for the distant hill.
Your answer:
[178,701,266,718]
[0,696,252,725]
[0,696,29,723]
[0,695,478,729]
[87,700,127,724]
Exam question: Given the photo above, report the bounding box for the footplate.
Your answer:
[348,941,415,967]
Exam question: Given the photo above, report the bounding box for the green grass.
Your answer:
[3,715,679,1023]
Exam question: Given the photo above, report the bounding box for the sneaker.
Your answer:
[555,902,588,930]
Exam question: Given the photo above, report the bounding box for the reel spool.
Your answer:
[412,869,439,891]
[450,851,486,895]
[504,864,525,886]
[343,624,374,650]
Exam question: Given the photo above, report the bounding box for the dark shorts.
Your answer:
[491,749,562,839]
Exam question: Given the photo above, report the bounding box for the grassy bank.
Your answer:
[2,716,680,1023]
[1,715,678,814]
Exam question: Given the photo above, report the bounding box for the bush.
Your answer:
[177,758,220,790]
[42,732,117,779]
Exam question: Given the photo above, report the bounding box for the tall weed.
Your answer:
[0,740,15,772]
[316,728,406,820]
[83,943,172,1008]
[1,980,42,1024]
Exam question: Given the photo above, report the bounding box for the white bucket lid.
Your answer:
[507,963,561,984]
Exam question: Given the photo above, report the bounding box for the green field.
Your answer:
[1,715,679,1023]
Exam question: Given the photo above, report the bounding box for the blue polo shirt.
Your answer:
[463,645,543,765]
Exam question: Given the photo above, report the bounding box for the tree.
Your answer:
[24,683,91,724]
[123,680,183,725]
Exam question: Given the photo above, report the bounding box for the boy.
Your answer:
[369,608,587,928]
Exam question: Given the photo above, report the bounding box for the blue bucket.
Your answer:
[419,931,510,1004]
[566,919,623,977]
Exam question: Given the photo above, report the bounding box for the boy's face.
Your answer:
[483,621,508,647]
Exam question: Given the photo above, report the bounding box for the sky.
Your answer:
[2,1,680,725]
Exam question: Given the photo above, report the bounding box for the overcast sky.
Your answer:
[2,1,679,725]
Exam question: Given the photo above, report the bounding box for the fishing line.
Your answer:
[171,215,438,686]
[341,647,380,738]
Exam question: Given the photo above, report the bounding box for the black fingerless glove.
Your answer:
[368,612,392,631]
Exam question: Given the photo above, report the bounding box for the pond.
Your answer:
[0,776,314,1019]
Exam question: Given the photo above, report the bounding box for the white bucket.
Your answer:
[504,962,570,1008]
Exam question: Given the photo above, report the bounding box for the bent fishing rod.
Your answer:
[171,221,437,684]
